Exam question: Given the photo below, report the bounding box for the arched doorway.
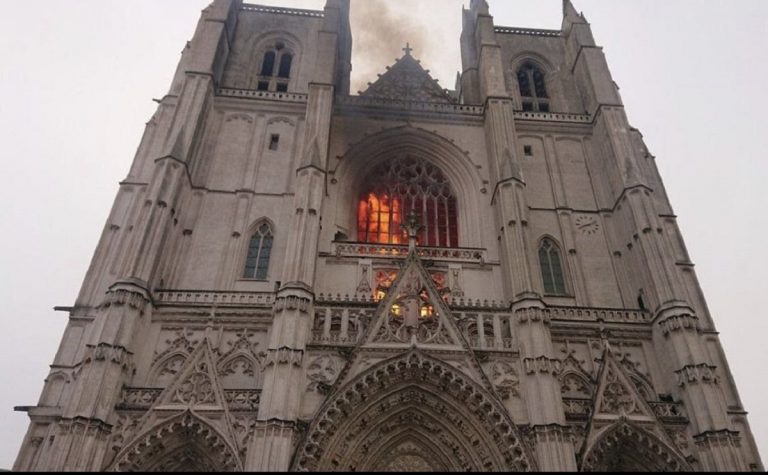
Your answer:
[581,421,691,472]
[109,412,242,472]
[292,351,535,472]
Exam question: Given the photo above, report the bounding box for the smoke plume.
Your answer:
[349,0,463,94]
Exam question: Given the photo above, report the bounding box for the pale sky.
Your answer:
[0,0,766,468]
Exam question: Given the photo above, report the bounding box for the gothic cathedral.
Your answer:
[14,0,764,472]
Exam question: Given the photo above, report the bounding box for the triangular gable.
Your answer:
[362,252,469,351]
[580,345,684,461]
[360,51,455,103]
[126,336,242,457]
[591,347,655,421]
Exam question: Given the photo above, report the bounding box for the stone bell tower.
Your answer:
[14,0,763,471]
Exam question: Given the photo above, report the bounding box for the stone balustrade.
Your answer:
[217,88,309,104]
[495,26,562,37]
[155,290,276,308]
[117,388,261,412]
[329,241,487,264]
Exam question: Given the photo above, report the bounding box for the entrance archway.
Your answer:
[292,351,536,472]
[109,412,241,472]
[581,421,691,472]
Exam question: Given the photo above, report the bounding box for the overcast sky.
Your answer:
[0,0,766,468]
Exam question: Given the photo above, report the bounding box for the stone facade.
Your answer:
[13,0,764,471]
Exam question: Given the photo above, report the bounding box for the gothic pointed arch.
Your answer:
[581,420,691,472]
[332,126,485,247]
[579,346,692,472]
[109,411,243,472]
[241,218,275,280]
[510,53,556,112]
[292,350,536,472]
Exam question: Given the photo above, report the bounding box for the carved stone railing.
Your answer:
[495,26,562,37]
[650,401,688,421]
[562,397,592,419]
[562,398,687,423]
[224,390,262,411]
[337,96,485,117]
[117,388,261,412]
[467,336,515,351]
[309,330,361,346]
[548,306,652,324]
[155,290,276,308]
[216,88,309,104]
[514,111,592,123]
[241,4,324,17]
[117,388,162,410]
[329,242,488,264]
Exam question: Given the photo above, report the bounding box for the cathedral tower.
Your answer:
[14,0,763,471]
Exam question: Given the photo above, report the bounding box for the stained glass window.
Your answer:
[539,238,566,295]
[357,157,458,248]
[244,223,274,280]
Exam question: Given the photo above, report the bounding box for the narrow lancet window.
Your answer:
[517,62,550,112]
[539,238,566,295]
[257,41,293,92]
[244,223,274,280]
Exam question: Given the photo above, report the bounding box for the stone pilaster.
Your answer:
[44,283,150,471]
[655,308,746,471]
[514,302,578,471]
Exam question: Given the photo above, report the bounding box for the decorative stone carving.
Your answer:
[274,296,311,313]
[306,355,341,394]
[356,264,372,295]
[487,361,520,399]
[523,356,562,375]
[675,363,719,387]
[600,366,642,416]
[658,312,701,336]
[264,347,304,367]
[173,359,215,405]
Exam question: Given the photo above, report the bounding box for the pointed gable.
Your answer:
[591,348,655,421]
[360,48,455,104]
[363,251,468,349]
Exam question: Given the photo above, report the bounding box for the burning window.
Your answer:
[357,156,459,247]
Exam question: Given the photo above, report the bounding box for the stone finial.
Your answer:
[403,212,423,252]
[402,43,413,57]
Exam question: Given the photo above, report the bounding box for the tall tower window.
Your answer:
[244,223,274,280]
[539,238,567,295]
[517,62,550,112]
[257,42,293,92]
[357,157,458,248]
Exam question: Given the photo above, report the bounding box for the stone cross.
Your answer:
[402,43,413,56]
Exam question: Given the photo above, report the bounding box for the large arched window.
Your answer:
[244,222,274,280]
[257,41,293,92]
[517,62,550,112]
[357,157,458,248]
[539,238,567,295]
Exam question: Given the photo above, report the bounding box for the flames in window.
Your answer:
[358,156,458,247]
